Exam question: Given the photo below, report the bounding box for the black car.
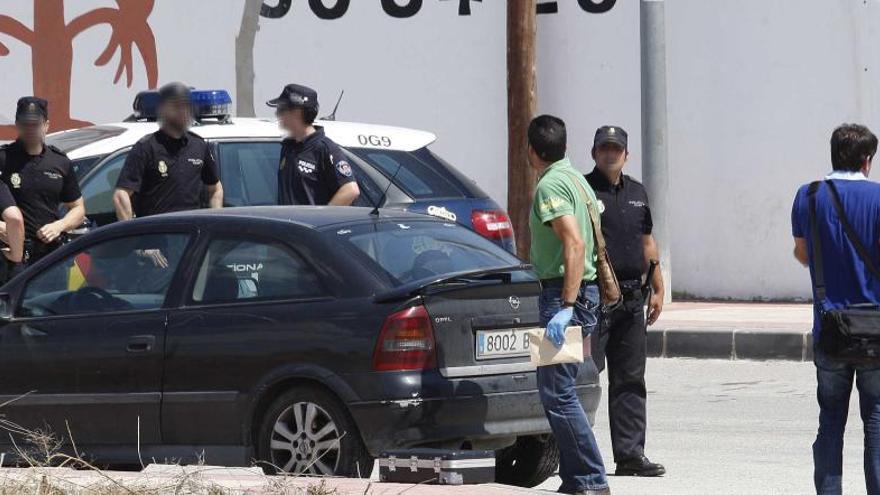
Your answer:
[0,207,599,487]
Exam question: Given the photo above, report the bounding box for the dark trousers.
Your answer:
[813,349,880,495]
[591,286,648,463]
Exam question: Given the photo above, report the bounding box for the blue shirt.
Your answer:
[791,173,880,338]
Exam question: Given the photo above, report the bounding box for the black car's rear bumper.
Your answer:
[347,382,601,456]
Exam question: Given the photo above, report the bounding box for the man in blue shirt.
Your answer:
[791,123,880,494]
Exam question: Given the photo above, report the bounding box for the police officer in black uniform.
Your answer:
[267,84,360,206]
[113,82,224,221]
[586,126,666,477]
[0,97,84,266]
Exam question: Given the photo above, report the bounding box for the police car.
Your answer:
[46,90,516,252]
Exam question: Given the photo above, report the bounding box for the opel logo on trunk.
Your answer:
[508,296,521,310]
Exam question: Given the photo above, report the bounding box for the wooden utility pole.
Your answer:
[507,0,538,260]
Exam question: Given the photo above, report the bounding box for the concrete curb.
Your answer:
[647,329,814,362]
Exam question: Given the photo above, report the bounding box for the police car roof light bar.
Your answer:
[126,89,233,123]
[191,90,232,124]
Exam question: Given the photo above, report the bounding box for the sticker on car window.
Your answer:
[426,205,457,222]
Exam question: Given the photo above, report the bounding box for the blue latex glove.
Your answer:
[546,307,574,348]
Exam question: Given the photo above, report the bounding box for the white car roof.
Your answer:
[53,118,437,160]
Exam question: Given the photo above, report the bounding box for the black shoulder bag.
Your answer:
[809,180,880,363]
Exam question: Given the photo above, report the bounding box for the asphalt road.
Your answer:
[534,358,868,495]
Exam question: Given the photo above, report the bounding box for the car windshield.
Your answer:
[328,220,525,287]
[348,147,484,200]
[46,125,126,153]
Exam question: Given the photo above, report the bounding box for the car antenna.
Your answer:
[321,90,344,121]
[370,161,404,217]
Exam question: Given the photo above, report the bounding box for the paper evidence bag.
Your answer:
[527,326,584,367]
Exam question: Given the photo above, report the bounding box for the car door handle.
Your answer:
[126,335,156,353]
[21,325,47,338]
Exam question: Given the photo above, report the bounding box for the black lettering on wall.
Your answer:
[309,0,350,19]
[382,0,423,18]
[261,0,291,18]
[260,0,617,19]
[455,0,482,16]
[537,1,559,15]
[577,0,616,14]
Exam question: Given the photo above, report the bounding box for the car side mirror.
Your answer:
[0,293,13,321]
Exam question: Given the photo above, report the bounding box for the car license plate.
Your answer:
[475,328,535,360]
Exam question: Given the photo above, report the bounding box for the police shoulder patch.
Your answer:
[336,160,353,177]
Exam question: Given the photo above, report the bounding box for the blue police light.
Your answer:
[131,90,161,121]
[191,89,232,121]
[128,88,232,123]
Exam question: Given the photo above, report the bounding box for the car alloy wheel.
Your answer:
[269,401,341,475]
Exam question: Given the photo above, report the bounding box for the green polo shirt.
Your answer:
[528,157,598,281]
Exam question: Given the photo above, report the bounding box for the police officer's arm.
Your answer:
[329,182,359,206]
[36,159,85,244]
[550,215,586,304]
[113,143,147,220]
[325,144,359,206]
[0,206,24,263]
[202,146,223,209]
[38,197,84,244]
[643,234,664,324]
[0,182,23,261]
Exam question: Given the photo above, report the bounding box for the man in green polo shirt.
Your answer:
[527,115,609,495]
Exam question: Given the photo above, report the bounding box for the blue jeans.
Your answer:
[814,350,880,494]
[537,283,608,493]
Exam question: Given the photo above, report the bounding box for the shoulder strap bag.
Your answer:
[809,180,880,363]
[562,171,623,310]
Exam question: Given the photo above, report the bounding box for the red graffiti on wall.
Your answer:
[0,0,159,139]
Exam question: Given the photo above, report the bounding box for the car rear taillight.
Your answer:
[372,306,437,371]
[471,209,514,240]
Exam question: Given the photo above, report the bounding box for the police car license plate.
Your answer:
[475,328,534,360]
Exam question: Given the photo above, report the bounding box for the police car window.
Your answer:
[331,222,521,287]
[71,155,106,180]
[45,126,126,153]
[192,238,326,304]
[340,150,382,207]
[18,233,189,317]
[81,153,128,216]
[216,142,280,207]
[348,148,464,199]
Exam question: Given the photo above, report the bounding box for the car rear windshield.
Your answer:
[328,220,525,287]
[348,147,487,200]
[46,126,126,153]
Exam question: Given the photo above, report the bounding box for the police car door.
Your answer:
[0,229,193,450]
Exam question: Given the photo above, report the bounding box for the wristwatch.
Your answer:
[562,301,576,308]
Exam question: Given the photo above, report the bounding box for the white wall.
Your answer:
[2,0,876,300]
[665,0,879,299]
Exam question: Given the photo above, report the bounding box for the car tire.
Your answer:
[256,386,373,478]
[495,435,560,487]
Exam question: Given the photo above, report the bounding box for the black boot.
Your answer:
[615,455,665,477]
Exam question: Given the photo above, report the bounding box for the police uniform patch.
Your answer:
[10,173,21,189]
[158,160,168,177]
[336,160,353,177]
